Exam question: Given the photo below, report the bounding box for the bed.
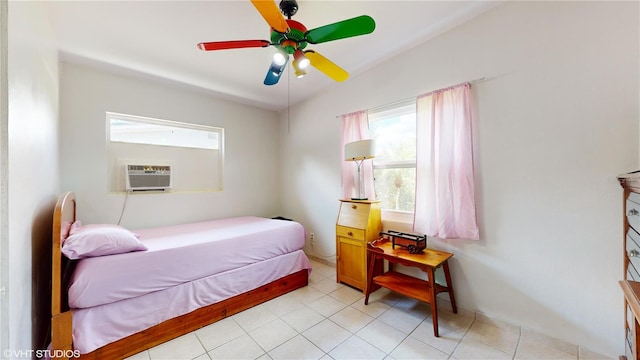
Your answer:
[50,191,311,359]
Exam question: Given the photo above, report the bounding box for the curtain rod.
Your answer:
[337,77,486,118]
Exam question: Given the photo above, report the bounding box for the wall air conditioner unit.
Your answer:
[125,165,172,191]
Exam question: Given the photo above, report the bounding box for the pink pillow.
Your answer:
[62,223,147,259]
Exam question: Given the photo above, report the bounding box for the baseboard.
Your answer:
[306,253,335,267]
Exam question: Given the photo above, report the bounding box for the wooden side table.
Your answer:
[364,239,457,337]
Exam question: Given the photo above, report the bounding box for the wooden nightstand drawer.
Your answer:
[337,201,371,228]
[336,226,365,240]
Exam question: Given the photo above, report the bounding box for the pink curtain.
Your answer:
[413,83,479,240]
[340,110,376,200]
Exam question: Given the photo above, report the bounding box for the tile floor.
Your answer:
[126,260,611,360]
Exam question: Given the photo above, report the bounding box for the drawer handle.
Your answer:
[351,205,357,210]
[630,249,640,258]
[629,209,639,216]
[347,231,353,236]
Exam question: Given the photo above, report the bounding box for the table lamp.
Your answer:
[344,139,375,200]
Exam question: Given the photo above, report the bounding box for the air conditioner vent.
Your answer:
[125,165,172,191]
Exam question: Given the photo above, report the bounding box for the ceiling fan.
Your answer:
[197,0,376,85]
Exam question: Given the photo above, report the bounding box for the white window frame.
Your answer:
[108,112,222,150]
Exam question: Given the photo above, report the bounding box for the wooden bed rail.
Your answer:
[51,192,75,358]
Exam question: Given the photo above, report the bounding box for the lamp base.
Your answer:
[350,197,368,201]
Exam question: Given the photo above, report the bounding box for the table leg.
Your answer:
[443,260,457,314]
[364,252,377,305]
[426,267,439,337]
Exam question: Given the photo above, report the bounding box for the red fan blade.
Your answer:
[197,40,271,51]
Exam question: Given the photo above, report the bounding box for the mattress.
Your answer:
[68,216,306,308]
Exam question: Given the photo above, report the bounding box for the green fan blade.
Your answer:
[305,15,375,44]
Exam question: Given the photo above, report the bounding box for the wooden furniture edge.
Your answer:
[621,280,640,326]
[619,173,640,194]
[50,191,309,359]
[52,192,75,354]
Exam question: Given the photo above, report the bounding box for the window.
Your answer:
[110,118,220,150]
[368,101,416,213]
[106,112,224,193]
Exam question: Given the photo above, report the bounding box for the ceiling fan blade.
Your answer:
[250,0,290,34]
[305,50,348,82]
[198,40,271,51]
[264,55,289,85]
[305,15,375,44]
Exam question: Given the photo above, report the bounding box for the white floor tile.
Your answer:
[310,278,345,294]
[303,319,352,353]
[351,296,392,318]
[148,333,205,360]
[410,319,465,355]
[307,294,349,317]
[329,306,375,333]
[263,292,306,317]
[356,319,407,354]
[232,304,278,332]
[248,318,298,352]
[390,336,449,360]
[287,285,326,304]
[195,317,246,351]
[578,346,614,360]
[208,333,264,360]
[125,262,606,360]
[268,334,325,360]
[328,335,386,360]
[329,286,365,305]
[452,338,512,360]
[193,353,211,360]
[124,350,150,360]
[281,306,326,333]
[466,318,520,355]
[309,261,336,279]
[378,303,428,334]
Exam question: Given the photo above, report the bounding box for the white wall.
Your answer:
[60,62,281,229]
[280,1,638,356]
[7,0,60,352]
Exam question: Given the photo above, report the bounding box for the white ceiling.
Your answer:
[46,1,500,111]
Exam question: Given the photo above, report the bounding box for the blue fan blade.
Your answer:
[264,56,288,85]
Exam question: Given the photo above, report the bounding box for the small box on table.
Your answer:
[380,230,427,253]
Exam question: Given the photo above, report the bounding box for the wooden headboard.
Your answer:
[51,191,76,355]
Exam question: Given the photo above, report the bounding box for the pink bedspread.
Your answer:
[68,216,306,309]
[73,250,311,354]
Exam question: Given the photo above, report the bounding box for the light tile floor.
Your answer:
[126,260,612,360]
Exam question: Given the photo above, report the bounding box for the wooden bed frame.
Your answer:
[51,191,309,359]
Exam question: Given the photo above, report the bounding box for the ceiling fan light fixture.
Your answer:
[292,59,306,78]
[272,51,287,66]
[293,49,310,70]
[295,68,307,78]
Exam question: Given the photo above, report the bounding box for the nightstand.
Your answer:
[336,199,382,292]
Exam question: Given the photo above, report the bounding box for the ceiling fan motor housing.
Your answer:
[279,0,298,18]
[271,19,307,54]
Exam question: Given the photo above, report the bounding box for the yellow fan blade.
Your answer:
[305,50,349,82]
[250,0,289,33]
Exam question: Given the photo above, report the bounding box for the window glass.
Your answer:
[369,101,416,212]
[109,115,220,150]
